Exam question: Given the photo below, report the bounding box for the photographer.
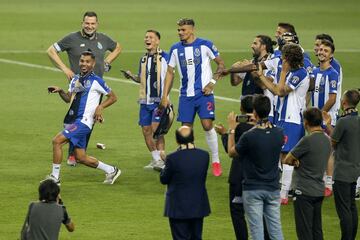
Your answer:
[215,95,255,240]
[21,180,74,240]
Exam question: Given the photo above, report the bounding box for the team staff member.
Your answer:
[46,51,120,185]
[47,11,122,166]
[123,30,168,170]
[323,89,360,240]
[283,108,331,240]
[160,18,226,176]
[160,126,210,240]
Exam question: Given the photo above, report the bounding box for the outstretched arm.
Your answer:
[48,86,71,103]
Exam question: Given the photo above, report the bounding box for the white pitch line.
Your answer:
[1,49,360,53]
[0,58,239,103]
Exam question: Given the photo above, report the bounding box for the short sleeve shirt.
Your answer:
[332,113,360,183]
[54,31,117,77]
[291,132,331,196]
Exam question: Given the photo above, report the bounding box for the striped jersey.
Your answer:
[137,51,168,104]
[65,72,111,129]
[168,38,219,97]
[312,66,339,125]
[278,67,309,124]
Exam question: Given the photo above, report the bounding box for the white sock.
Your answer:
[52,164,61,179]
[151,150,161,161]
[357,177,360,189]
[325,175,333,187]
[280,164,294,198]
[97,161,115,174]
[205,128,220,163]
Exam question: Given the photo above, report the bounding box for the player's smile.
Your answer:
[82,16,98,36]
[79,55,95,74]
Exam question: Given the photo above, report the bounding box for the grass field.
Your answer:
[0,0,359,239]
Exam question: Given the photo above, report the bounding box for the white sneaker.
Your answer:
[153,160,165,172]
[43,174,61,186]
[103,167,121,185]
[144,160,155,170]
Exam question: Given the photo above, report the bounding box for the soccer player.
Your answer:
[313,34,343,196]
[159,18,225,176]
[122,30,168,170]
[230,35,276,96]
[46,51,120,185]
[47,11,122,166]
[257,43,310,204]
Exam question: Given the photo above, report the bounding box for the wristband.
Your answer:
[210,79,217,85]
[228,129,235,134]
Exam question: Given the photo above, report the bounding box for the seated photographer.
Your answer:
[21,179,74,240]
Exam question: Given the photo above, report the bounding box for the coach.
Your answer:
[160,126,210,240]
[324,89,360,240]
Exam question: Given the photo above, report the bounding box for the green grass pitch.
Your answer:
[0,0,359,239]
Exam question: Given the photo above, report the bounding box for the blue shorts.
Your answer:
[277,121,304,153]
[177,94,215,123]
[62,121,91,149]
[138,103,161,126]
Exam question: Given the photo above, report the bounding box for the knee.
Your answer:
[52,137,62,146]
[201,121,213,131]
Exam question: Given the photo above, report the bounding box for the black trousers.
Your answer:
[169,218,204,240]
[293,193,324,240]
[229,184,248,240]
[333,180,358,240]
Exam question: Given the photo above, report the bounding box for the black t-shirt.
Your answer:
[235,126,284,191]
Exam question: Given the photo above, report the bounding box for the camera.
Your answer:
[236,114,250,123]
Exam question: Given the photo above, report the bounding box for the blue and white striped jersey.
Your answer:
[168,38,219,97]
[312,66,339,125]
[66,72,111,129]
[278,68,309,124]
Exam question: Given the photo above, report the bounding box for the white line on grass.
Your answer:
[0,58,239,103]
[1,49,360,53]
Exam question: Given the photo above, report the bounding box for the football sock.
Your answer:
[52,164,61,179]
[97,161,115,174]
[325,175,333,188]
[280,164,294,198]
[205,128,220,163]
[151,150,161,161]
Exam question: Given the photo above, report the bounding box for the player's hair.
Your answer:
[252,94,271,119]
[315,33,334,44]
[278,22,296,35]
[81,49,95,59]
[176,127,194,145]
[240,95,254,114]
[83,11,98,21]
[344,89,360,107]
[177,18,195,26]
[303,108,323,127]
[256,35,277,54]
[39,179,60,202]
[146,29,161,40]
[281,43,304,69]
[320,39,335,53]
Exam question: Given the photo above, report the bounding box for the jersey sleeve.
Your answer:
[203,40,219,59]
[287,70,307,90]
[53,33,74,52]
[328,71,339,94]
[94,78,111,95]
[168,46,177,68]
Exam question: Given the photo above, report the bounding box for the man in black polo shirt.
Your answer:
[227,95,284,240]
[283,107,331,240]
[323,89,360,240]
